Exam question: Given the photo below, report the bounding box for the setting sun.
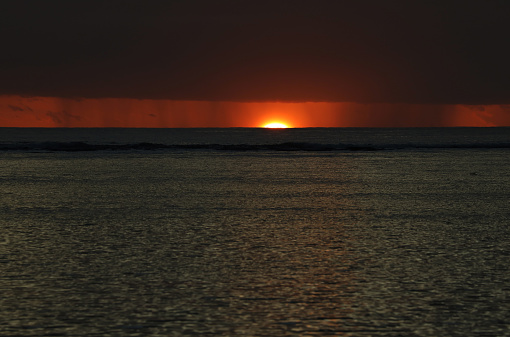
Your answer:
[263,122,290,128]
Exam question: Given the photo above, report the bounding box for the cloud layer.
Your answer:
[1,1,509,104]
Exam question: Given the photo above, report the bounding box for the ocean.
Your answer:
[1,127,509,336]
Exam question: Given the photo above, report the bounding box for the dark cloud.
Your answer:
[46,110,81,126]
[8,103,33,112]
[1,0,509,104]
[8,104,25,112]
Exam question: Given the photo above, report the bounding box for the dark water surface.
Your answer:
[1,128,510,336]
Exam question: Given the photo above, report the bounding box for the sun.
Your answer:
[263,122,290,128]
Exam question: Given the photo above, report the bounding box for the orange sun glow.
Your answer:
[263,122,290,128]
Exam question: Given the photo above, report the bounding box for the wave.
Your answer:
[1,141,509,152]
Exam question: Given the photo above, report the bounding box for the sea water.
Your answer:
[1,128,509,336]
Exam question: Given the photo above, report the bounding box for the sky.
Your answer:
[1,0,509,127]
